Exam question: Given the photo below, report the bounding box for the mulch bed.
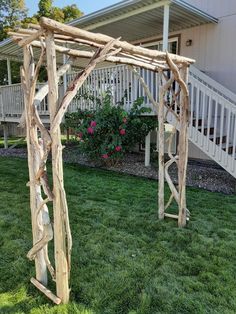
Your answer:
[0,147,235,194]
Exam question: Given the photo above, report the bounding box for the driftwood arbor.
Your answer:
[10,17,195,304]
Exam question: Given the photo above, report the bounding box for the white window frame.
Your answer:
[142,36,179,54]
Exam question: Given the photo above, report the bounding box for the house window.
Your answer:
[142,37,179,54]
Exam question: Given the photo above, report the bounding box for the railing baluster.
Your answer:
[0,87,3,119]
[155,72,158,104]
[189,83,194,138]
[117,67,120,103]
[211,97,216,147]
[127,67,131,111]
[225,108,231,166]
[146,69,150,110]
[150,70,154,108]
[194,84,200,142]
[231,113,236,172]
[130,67,134,105]
[138,69,142,99]
[218,100,225,161]
[206,95,213,152]
[201,87,207,147]
[122,66,126,110]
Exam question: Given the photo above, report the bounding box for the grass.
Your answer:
[0,136,69,149]
[0,137,27,148]
[0,157,236,314]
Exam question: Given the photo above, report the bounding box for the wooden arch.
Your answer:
[9,18,195,304]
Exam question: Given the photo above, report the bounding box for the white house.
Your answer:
[0,0,236,178]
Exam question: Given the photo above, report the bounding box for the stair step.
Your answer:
[221,143,235,154]
[209,134,227,145]
[197,126,228,142]
[194,124,235,154]
[192,119,203,127]
[201,127,215,136]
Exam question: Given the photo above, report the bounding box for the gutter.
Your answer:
[172,0,218,23]
[68,0,146,26]
[69,0,218,27]
[0,38,12,47]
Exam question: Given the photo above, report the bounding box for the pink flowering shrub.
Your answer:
[90,121,97,127]
[87,127,94,134]
[115,146,122,152]
[64,90,158,165]
[119,129,126,135]
[102,154,109,159]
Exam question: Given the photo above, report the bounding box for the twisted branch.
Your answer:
[51,38,122,132]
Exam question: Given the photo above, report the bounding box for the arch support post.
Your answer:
[158,84,165,220]
[22,45,48,285]
[177,66,189,228]
[157,57,190,227]
[45,30,70,304]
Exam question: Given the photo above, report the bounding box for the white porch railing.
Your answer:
[0,83,50,120]
[66,65,160,113]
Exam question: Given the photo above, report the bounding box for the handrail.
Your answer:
[189,65,236,106]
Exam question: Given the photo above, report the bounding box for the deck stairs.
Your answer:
[187,66,236,178]
[165,65,236,178]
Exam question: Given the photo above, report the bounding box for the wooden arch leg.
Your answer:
[158,63,190,227]
[158,85,165,220]
[45,30,70,304]
[22,45,47,285]
[177,66,189,228]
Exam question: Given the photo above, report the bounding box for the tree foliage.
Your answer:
[0,0,27,41]
[62,4,83,22]
[0,0,83,85]
[38,0,53,18]
[37,1,83,22]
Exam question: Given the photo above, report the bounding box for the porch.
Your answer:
[0,63,236,178]
[0,66,161,121]
[0,0,236,178]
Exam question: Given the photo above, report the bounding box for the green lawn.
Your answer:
[0,157,236,314]
[0,136,69,149]
[0,137,27,149]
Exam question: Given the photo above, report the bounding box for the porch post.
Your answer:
[3,123,8,149]
[63,50,68,94]
[163,4,170,51]
[145,132,151,167]
[3,58,10,149]
[7,58,12,85]
[63,50,69,141]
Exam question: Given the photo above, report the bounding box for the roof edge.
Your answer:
[0,38,12,47]
[172,0,218,23]
[68,0,218,28]
[68,0,145,26]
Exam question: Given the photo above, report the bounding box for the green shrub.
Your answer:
[64,90,158,164]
